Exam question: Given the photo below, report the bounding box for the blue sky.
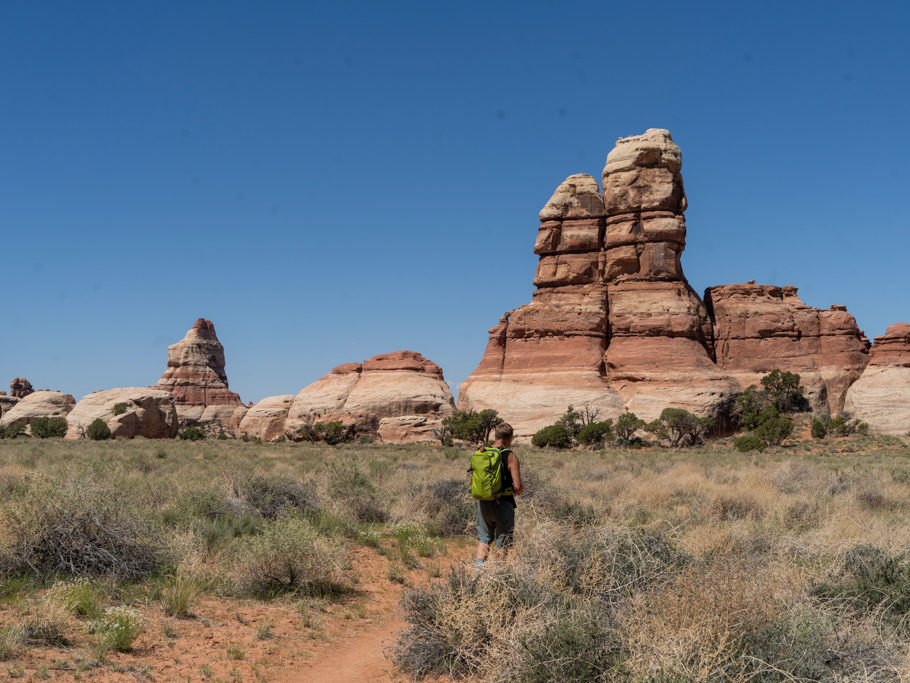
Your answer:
[1,1,907,403]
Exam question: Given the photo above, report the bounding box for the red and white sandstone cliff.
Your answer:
[843,323,910,434]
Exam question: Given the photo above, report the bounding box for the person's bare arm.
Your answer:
[508,452,523,495]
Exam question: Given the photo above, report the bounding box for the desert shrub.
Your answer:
[532,424,572,449]
[644,408,713,447]
[554,406,584,441]
[827,413,869,437]
[30,416,67,438]
[2,482,161,580]
[812,545,910,626]
[295,418,353,444]
[754,411,795,446]
[415,478,473,536]
[178,426,206,441]
[46,577,104,619]
[327,461,387,523]
[112,402,128,416]
[577,420,613,448]
[761,369,810,413]
[90,606,144,652]
[442,409,502,445]
[614,412,645,444]
[733,434,766,453]
[2,420,26,439]
[230,472,315,520]
[811,416,828,439]
[86,418,111,441]
[228,515,348,598]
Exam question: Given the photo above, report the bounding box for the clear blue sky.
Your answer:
[2,1,907,403]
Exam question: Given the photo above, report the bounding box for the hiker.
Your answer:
[473,422,523,568]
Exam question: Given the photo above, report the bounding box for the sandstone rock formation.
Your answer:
[0,395,18,418]
[65,388,178,439]
[152,319,247,432]
[460,129,740,436]
[239,395,295,442]
[282,351,455,443]
[705,284,870,413]
[844,323,910,434]
[10,377,33,399]
[0,391,75,429]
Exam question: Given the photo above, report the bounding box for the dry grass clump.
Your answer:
[412,478,473,536]
[227,514,349,598]
[22,596,72,647]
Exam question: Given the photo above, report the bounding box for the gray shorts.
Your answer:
[476,499,515,549]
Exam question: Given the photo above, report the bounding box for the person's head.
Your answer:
[494,422,513,445]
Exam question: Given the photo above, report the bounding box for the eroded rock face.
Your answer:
[460,129,740,436]
[844,323,910,434]
[239,395,295,442]
[705,284,870,413]
[0,395,18,417]
[152,319,246,431]
[10,378,33,399]
[282,351,455,443]
[65,388,178,439]
[0,391,75,429]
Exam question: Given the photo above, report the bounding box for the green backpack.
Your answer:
[470,446,513,501]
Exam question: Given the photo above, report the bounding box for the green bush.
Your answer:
[30,417,68,438]
[577,420,614,448]
[228,515,348,598]
[761,369,810,413]
[733,435,766,453]
[811,417,828,439]
[295,419,353,444]
[178,426,206,441]
[2,420,27,439]
[532,424,572,449]
[86,418,111,441]
[112,402,128,416]
[90,606,144,652]
[754,412,794,447]
[645,408,713,448]
[827,413,869,437]
[614,412,645,443]
[441,409,502,445]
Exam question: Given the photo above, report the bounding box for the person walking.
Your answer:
[474,422,523,568]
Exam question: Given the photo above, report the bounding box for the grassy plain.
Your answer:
[0,432,909,680]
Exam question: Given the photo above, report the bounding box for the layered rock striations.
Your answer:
[844,323,910,434]
[65,388,179,439]
[705,284,870,413]
[152,319,247,431]
[460,129,740,436]
[282,350,455,443]
[0,391,75,429]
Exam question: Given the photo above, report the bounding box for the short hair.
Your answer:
[495,422,513,441]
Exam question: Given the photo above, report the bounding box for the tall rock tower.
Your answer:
[459,129,740,436]
[152,318,247,431]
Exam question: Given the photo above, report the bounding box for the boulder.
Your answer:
[239,395,295,442]
[705,284,870,413]
[0,395,18,418]
[0,391,75,429]
[65,388,178,439]
[844,323,910,434]
[10,377,33,399]
[152,319,245,432]
[283,351,455,443]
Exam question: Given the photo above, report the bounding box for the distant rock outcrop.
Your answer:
[844,324,910,434]
[0,391,75,429]
[65,388,179,439]
[280,351,455,443]
[239,395,295,442]
[460,130,740,436]
[152,319,247,432]
[705,284,870,413]
[10,377,33,399]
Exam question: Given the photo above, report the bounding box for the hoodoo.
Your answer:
[151,318,247,432]
[459,129,740,436]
